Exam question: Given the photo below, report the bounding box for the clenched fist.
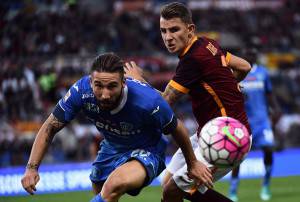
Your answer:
[21,165,40,195]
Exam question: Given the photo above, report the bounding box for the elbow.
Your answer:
[245,61,252,73]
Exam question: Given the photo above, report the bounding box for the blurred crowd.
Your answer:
[1,0,300,167]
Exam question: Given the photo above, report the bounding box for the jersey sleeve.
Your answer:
[264,68,272,93]
[149,97,178,135]
[212,38,231,66]
[170,56,202,93]
[221,50,232,66]
[52,82,83,123]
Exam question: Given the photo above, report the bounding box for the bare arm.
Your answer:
[171,119,213,188]
[27,114,66,168]
[21,114,66,194]
[228,54,251,82]
[162,83,185,107]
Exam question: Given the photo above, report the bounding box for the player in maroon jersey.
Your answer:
[125,2,251,202]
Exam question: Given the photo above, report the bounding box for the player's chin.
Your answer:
[99,103,114,110]
[167,48,179,54]
[165,45,177,53]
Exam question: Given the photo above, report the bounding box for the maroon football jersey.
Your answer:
[169,36,250,133]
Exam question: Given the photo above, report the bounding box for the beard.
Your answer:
[97,88,123,111]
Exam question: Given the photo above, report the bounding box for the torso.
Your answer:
[171,37,250,133]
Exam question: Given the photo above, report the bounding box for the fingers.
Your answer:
[124,61,146,82]
[29,177,37,191]
[194,168,213,189]
[130,61,137,68]
[21,174,39,195]
[124,61,135,69]
[21,178,35,195]
[124,61,139,70]
[201,171,213,189]
[124,62,131,70]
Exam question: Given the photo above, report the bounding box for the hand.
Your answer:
[124,61,146,82]
[187,161,213,189]
[21,168,40,195]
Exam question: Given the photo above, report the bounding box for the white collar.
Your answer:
[110,85,128,115]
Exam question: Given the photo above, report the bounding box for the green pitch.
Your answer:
[3,176,300,202]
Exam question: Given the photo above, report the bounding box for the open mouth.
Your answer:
[167,44,176,50]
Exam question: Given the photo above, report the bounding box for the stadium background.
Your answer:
[1,0,300,201]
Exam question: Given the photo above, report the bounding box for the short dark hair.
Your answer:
[160,2,193,24]
[91,52,124,76]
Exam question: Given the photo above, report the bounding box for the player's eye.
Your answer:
[94,83,103,88]
[107,83,118,90]
[160,28,166,33]
[169,27,179,33]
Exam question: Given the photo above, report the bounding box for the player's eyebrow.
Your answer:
[93,80,102,84]
[94,80,118,86]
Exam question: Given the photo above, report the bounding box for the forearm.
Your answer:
[162,83,184,107]
[228,54,251,82]
[27,114,65,169]
[27,127,53,169]
[171,120,197,168]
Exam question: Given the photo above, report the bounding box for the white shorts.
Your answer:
[166,133,232,194]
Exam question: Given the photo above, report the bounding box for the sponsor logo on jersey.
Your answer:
[120,122,133,132]
[95,120,141,137]
[82,93,94,99]
[206,42,217,56]
[84,103,100,113]
[242,81,264,90]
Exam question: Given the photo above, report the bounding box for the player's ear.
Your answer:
[187,24,195,38]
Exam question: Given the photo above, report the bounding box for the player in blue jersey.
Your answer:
[21,52,213,202]
[229,48,281,201]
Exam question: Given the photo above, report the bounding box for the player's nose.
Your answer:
[101,89,111,99]
[165,32,173,41]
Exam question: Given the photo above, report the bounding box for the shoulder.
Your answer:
[71,76,92,94]
[182,37,222,62]
[64,76,93,102]
[197,37,222,51]
[126,78,163,112]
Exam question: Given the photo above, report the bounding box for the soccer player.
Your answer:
[21,53,213,202]
[125,2,252,202]
[229,48,281,201]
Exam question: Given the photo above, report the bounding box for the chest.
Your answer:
[83,101,146,136]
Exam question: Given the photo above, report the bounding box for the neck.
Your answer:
[179,35,197,57]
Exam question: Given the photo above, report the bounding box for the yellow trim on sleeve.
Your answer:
[180,36,198,57]
[169,80,190,94]
[226,52,232,65]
